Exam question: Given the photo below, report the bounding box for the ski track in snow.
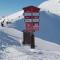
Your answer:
[0,26,60,60]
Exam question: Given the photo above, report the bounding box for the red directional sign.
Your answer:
[23,6,40,32]
[24,16,39,19]
[25,22,39,32]
[25,23,33,32]
[33,23,39,31]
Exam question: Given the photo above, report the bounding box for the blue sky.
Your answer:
[0,0,45,16]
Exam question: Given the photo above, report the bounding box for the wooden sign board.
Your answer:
[25,22,39,32]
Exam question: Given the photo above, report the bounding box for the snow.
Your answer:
[0,1,60,60]
[0,10,24,26]
[0,26,60,60]
[39,0,60,16]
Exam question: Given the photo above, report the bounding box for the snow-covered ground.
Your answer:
[0,26,60,60]
[0,0,60,59]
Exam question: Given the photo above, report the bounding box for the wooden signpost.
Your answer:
[23,6,40,48]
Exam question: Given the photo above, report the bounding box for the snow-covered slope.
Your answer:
[0,1,60,59]
[0,10,23,26]
[0,26,60,51]
[0,26,60,60]
[11,11,60,45]
[39,0,60,16]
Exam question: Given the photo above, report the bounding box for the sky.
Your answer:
[0,0,45,16]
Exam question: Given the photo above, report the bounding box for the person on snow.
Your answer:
[1,20,5,27]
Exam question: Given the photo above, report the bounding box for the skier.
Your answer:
[1,20,5,27]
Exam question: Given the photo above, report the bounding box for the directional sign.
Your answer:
[25,23,33,32]
[25,22,39,32]
[23,6,40,32]
[33,23,39,31]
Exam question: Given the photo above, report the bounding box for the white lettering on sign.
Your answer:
[33,13,40,16]
[24,13,31,16]
[33,19,39,22]
[25,19,32,22]
[24,13,40,16]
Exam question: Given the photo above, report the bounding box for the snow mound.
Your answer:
[39,0,60,16]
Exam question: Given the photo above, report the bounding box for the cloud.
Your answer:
[39,0,60,16]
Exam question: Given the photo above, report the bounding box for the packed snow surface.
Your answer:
[0,26,60,60]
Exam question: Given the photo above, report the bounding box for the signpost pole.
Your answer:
[31,32,35,48]
[23,6,40,49]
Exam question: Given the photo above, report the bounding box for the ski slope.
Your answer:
[0,10,24,26]
[0,26,60,60]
